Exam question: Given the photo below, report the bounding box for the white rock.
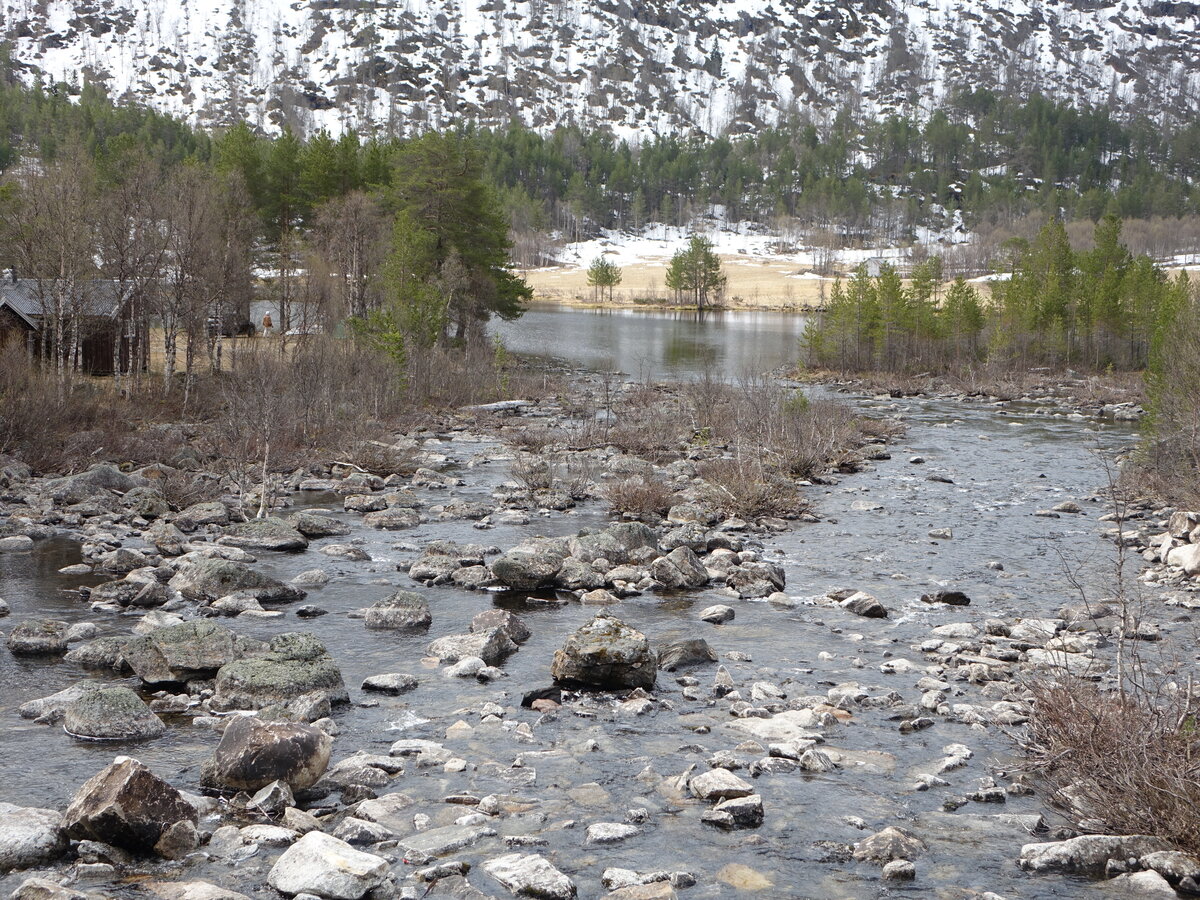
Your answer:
[483,853,576,900]
[0,802,66,871]
[267,832,388,899]
[585,822,639,844]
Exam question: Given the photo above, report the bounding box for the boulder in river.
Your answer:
[920,590,971,606]
[212,632,348,712]
[87,577,170,609]
[363,590,431,630]
[63,643,135,676]
[123,621,262,686]
[218,518,308,552]
[63,687,166,741]
[175,501,230,530]
[853,826,927,863]
[1018,834,1170,874]
[0,802,67,872]
[483,853,576,900]
[63,757,197,855]
[200,717,332,793]
[7,620,68,656]
[288,512,352,539]
[427,628,517,667]
[470,608,531,644]
[725,561,785,599]
[658,638,717,671]
[551,614,656,690]
[649,546,710,590]
[268,832,388,900]
[19,683,96,722]
[491,540,567,590]
[144,522,188,556]
[169,558,305,604]
[841,592,889,619]
[8,877,93,900]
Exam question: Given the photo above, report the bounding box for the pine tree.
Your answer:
[386,132,531,343]
[586,255,622,302]
[664,236,726,309]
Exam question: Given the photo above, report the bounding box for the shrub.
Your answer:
[697,457,808,520]
[1020,676,1200,854]
[603,475,676,521]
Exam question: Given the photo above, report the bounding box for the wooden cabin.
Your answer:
[0,278,145,375]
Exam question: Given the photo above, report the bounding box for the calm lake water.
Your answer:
[492,303,810,380]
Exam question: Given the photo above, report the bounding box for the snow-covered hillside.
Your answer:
[3,0,1199,137]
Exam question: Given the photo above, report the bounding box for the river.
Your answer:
[0,305,1152,899]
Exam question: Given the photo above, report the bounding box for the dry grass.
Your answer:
[524,258,836,310]
[1021,677,1200,853]
[696,456,808,519]
[602,475,677,521]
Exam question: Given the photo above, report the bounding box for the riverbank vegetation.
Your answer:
[802,216,1190,374]
[504,374,894,522]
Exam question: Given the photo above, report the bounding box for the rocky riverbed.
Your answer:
[0,377,1194,900]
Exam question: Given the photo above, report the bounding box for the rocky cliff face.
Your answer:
[3,0,1198,135]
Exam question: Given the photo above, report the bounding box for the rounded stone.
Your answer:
[64,687,166,741]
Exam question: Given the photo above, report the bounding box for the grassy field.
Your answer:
[523,256,837,310]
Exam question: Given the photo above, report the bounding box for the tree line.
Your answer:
[802,216,1190,373]
[6,60,1200,266]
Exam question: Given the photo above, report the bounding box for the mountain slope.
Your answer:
[3,0,1198,136]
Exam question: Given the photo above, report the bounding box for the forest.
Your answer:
[5,51,1200,272]
[802,217,1190,374]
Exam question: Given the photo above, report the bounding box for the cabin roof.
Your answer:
[0,279,126,326]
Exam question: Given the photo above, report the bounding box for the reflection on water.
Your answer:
[492,303,809,380]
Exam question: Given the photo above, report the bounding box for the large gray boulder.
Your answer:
[1019,834,1170,874]
[658,638,717,671]
[8,877,94,900]
[7,620,69,656]
[852,826,928,863]
[63,758,197,855]
[123,621,262,685]
[0,803,67,872]
[20,683,98,722]
[63,687,166,741]
[648,546,709,589]
[289,512,352,538]
[200,717,332,793]
[550,614,656,690]
[144,522,188,556]
[121,486,169,520]
[470,609,531,644]
[175,501,231,530]
[65,637,132,672]
[364,591,431,630]
[491,540,568,590]
[87,577,170,609]
[568,523,659,565]
[408,553,461,585]
[96,548,153,575]
[45,465,137,504]
[212,633,348,712]
[268,832,388,900]
[427,628,517,667]
[218,518,308,552]
[725,561,786,599]
[169,558,305,604]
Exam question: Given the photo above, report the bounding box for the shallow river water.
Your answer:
[0,306,1155,900]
